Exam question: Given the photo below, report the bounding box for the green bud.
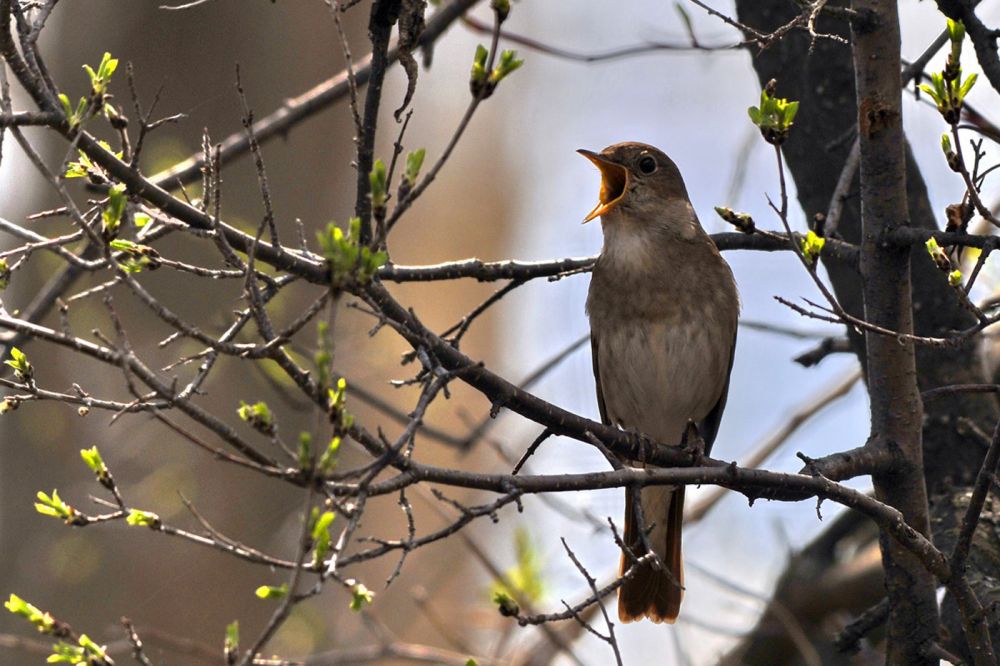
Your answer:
[350,582,374,611]
[83,52,119,97]
[126,509,161,528]
[237,400,275,435]
[102,183,128,239]
[748,83,799,145]
[800,230,825,265]
[369,159,388,211]
[403,148,426,187]
[255,583,289,600]
[493,590,519,617]
[80,446,110,485]
[491,0,510,21]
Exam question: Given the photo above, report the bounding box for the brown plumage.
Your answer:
[580,142,739,623]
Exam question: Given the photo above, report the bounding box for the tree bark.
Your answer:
[729,0,1000,661]
[851,2,938,661]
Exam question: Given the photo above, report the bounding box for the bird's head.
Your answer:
[578,142,690,224]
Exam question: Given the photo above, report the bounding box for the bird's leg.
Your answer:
[626,427,651,467]
[681,420,706,464]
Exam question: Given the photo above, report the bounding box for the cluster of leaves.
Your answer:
[4,346,32,383]
[0,256,9,290]
[469,45,523,99]
[64,141,122,184]
[920,20,977,124]
[316,217,387,288]
[800,230,826,265]
[34,489,83,525]
[80,446,112,490]
[237,400,276,436]
[5,595,111,665]
[748,79,799,145]
[58,52,119,130]
[110,239,161,273]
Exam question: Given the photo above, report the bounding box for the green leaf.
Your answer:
[958,73,978,101]
[489,49,523,84]
[948,269,963,287]
[0,257,8,290]
[918,83,941,105]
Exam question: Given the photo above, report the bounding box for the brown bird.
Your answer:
[581,142,739,623]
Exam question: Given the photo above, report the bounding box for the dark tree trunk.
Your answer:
[727,0,1000,662]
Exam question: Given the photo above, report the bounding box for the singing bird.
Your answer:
[580,142,739,623]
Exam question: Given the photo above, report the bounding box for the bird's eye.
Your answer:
[638,155,657,174]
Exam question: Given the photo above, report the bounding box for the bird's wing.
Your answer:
[697,328,738,457]
[591,335,611,426]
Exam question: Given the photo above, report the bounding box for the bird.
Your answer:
[580,142,739,623]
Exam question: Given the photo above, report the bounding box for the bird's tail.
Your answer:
[618,486,684,623]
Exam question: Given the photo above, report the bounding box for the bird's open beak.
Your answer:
[578,149,629,223]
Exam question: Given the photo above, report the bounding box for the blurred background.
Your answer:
[1,1,998,664]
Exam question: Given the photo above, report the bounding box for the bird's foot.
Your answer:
[681,421,706,464]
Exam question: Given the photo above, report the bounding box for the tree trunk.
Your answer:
[728,0,1000,661]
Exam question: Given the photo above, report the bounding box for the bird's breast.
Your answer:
[595,317,731,445]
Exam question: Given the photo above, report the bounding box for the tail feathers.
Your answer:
[618,487,684,623]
